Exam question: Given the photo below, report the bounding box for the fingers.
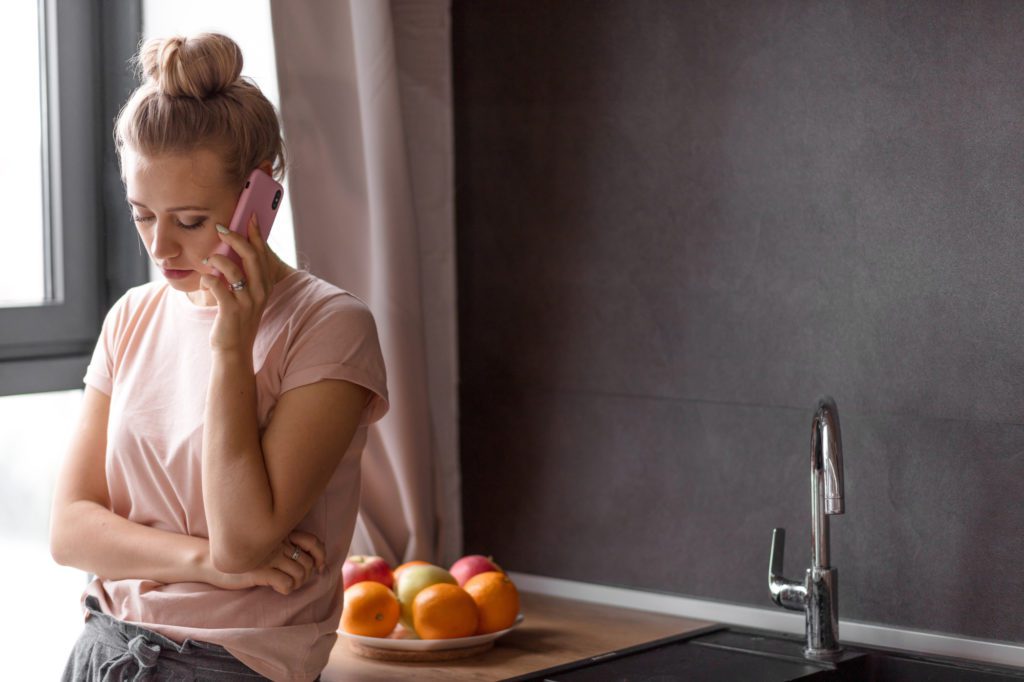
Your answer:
[289,531,326,573]
[246,533,329,595]
[266,568,295,595]
[203,252,259,304]
[198,274,238,310]
[268,550,305,593]
[211,215,271,299]
[290,542,318,584]
[247,211,269,256]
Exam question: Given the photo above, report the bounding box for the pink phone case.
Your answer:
[212,168,283,270]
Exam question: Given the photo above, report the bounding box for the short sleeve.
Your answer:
[279,295,389,425]
[83,294,127,396]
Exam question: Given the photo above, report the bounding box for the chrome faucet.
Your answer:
[768,396,845,660]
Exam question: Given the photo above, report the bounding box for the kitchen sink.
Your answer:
[504,626,1024,681]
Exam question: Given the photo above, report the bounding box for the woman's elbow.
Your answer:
[48,509,76,567]
[209,537,267,574]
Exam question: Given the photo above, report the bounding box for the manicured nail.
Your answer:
[215,224,230,234]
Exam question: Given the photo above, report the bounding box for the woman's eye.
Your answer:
[177,218,206,230]
[129,213,205,230]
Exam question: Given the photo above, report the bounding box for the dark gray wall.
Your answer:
[454,0,1024,643]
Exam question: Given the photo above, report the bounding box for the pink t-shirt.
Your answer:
[80,269,388,681]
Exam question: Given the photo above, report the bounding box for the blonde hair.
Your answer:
[114,33,285,185]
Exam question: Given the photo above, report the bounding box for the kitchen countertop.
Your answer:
[322,590,714,681]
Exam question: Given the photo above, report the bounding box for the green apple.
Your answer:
[395,564,457,629]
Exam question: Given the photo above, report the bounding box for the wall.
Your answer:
[454,0,1024,643]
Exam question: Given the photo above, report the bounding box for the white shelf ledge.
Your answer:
[509,571,1024,671]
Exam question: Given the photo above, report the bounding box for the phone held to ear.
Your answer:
[211,168,284,270]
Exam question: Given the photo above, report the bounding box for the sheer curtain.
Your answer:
[269,0,460,565]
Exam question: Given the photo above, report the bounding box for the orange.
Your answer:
[411,583,479,639]
[464,571,520,634]
[341,581,400,638]
[393,560,431,585]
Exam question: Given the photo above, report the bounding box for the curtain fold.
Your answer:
[269,0,460,566]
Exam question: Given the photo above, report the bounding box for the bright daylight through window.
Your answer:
[0,0,45,306]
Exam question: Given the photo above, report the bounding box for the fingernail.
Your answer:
[201,257,209,265]
[216,224,230,234]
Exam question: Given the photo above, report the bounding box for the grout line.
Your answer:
[508,571,1024,671]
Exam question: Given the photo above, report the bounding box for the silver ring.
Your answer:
[230,278,247,291]
[290,547,301,561]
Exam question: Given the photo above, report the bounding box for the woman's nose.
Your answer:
[148,219,180,260]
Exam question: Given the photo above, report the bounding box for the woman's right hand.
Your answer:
[213,531,327,595]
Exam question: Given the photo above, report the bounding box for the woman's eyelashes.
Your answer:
[131,214,208,230]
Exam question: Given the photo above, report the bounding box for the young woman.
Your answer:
[50,33,388,681]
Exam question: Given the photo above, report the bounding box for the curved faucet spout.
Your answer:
[812,396,845,515]
[811,396,845,571]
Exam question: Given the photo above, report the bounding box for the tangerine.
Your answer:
[341,581,400,638]
[464,571,520,634]
[411,583,479,639]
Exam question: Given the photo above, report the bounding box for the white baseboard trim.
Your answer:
[508,572,1024,671]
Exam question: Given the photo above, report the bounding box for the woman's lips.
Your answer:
[161,268,193,280]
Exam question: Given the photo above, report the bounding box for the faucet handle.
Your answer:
[769,528,807,611]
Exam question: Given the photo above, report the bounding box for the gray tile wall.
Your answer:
[454,0,1024,642]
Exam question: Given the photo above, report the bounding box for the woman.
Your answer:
[50,33,388,681]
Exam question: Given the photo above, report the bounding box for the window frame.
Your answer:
[0,0,147,397]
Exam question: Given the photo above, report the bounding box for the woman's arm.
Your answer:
[202,359,369,573]
[50,386,324,593]
[199,218,373,573]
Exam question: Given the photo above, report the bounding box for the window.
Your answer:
[1,1,45,308]
[0,2,144,677]
[0,0,147,398]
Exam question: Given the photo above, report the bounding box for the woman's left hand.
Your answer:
[200,213,275,354]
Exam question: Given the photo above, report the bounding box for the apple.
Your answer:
[449,554,503,587]
[395,564,457,628]
[393,559,431,585]
[342,555,393,591]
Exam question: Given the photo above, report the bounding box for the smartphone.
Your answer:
[211,168,284,270]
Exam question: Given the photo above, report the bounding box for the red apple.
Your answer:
[342,555,393,590]
[449,554,503,587]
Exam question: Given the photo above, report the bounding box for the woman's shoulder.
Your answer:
[259,270,385,379]
[271,269,375,318]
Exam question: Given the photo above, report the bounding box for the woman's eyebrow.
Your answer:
[126,198,211,211]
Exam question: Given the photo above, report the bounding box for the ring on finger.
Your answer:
[291,547,301,561]
[230,278,247,292]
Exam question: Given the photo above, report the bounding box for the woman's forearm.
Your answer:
[50,499,222,585]
[202,349,277,572]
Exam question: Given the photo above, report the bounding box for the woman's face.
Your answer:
[122,146,240,301]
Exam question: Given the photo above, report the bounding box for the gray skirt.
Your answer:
[61,596,270,681]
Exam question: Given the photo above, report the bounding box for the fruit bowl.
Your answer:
[339,613,524,658]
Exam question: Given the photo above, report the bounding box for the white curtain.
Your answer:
[269,0,460,566]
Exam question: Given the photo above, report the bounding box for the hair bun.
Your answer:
[138,33,243,99]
